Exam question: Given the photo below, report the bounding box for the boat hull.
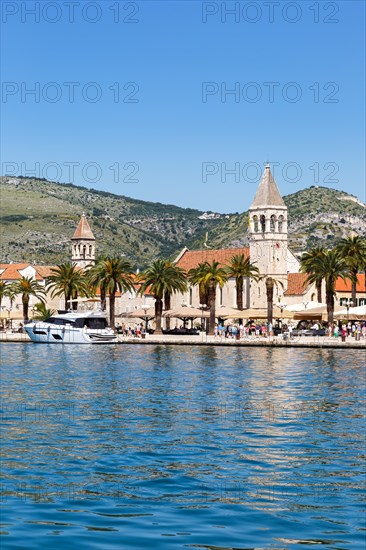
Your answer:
[24,324,118,344]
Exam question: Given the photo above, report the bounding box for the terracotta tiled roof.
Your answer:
[95,289,122,297]
[72,213,95,240]
[176,248,250,271]
[35,266,55,278]
[0,263,29,278]
[284,273,309,296]
[0,264,56,281]
[335,274,366,292]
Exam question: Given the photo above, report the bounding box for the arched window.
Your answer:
[89,245,92,256]
[83,245,86,258]
[219,287,223,306]
[278,215,284,233]
[260,215,266,233]
[253,215,259,232]
[270,215,276,232]
[311,293,315,301]
[189,287,193,306]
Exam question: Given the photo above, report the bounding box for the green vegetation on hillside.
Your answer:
[1,177,365,267]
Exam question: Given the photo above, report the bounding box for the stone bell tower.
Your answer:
[71,213,96,268]
[248,165,288,307]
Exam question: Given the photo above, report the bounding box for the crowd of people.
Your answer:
[212,320,366,340]
[114,319,366,340]
[327,320,365,339]
[214,321,287,339]
[115,322,147,338]
[0,322,24,333]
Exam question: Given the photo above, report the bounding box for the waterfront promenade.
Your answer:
[1,331,365,348]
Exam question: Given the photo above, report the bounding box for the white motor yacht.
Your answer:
[24,311,118,344]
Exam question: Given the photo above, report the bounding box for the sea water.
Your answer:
[0,344,365,549]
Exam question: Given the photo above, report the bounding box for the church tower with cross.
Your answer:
[248,165,298,307]
[71,213,96,268]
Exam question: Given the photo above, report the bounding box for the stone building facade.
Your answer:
[171,165,307,311]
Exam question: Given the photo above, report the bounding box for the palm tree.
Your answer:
[32,302,56,320]
[225,254,260,310]
[87,257,135,330]
[138,259,188,334]
[162,260,187,330]
[0,281,10,311]
[7,282,19,309]
[189,261,228,335]
[300,247,326,303]
[336,236,366,305]
[87,256,109,311]
[188,263,209,306]
[304,249,348,323]
[13,276,46,322]
[263,276,283,325]
[0,281,11,329]
[46,262,89,310]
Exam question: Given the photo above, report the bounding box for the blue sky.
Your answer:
[1,0,365,212]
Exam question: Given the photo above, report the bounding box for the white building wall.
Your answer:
[287,249,300,273]
[170,277,250,310]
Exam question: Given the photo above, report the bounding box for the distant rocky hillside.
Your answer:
[202,186,366,253]
[1,176,365,267]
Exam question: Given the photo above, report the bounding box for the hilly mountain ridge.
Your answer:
[1,176,365,268]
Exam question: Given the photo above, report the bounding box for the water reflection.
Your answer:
[0,344,364,549]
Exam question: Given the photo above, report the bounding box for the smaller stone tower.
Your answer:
[71,213,96,268]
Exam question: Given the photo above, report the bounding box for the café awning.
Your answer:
[286,301,326,312]
[220,307,294,320]
[215,306,245,318]
[293,305,344,320]
[162,307,210,319]
[0,311,24,320]
[334,305,366,320]
[118,308,155,319]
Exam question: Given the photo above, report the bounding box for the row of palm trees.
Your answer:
[1,236,364,330]
[300,236,366,322]
[41,255,259,334]
[0,255,260,334]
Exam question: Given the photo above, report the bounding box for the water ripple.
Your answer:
[0,344,365,549]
